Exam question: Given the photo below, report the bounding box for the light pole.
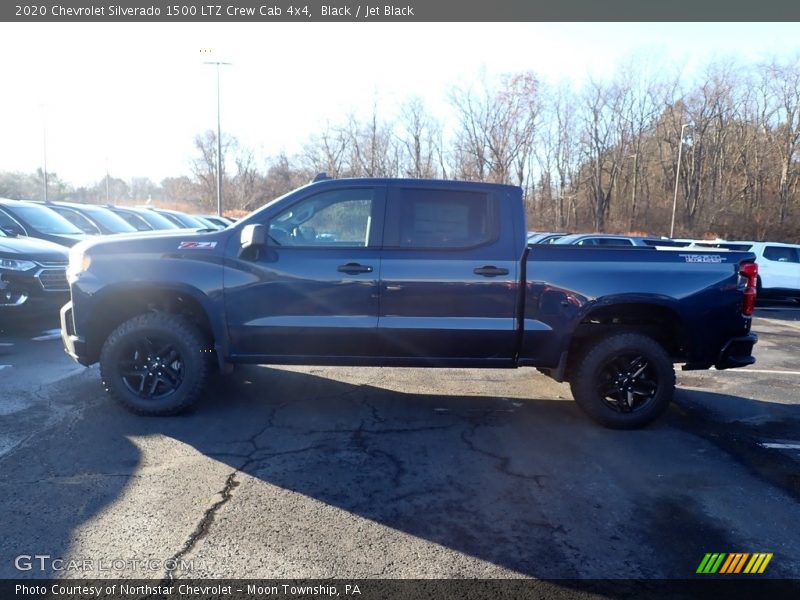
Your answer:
[628,153,638,232]
[669,123,689,238]
[41,106,48,202]
[204,61,231,217]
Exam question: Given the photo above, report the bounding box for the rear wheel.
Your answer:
[99,313,210,415]
[569,333,675,429]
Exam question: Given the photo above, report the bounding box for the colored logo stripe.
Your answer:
[719,553,749,574]
[697,553,726,574]
[697,552,772,574]
[744,553,773,574]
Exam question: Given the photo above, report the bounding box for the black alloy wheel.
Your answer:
[118,334,185,400]
[595,352,658,414]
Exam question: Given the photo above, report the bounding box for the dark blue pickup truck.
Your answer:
[60,178,758,428]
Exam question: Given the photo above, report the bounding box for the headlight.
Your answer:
[67,248,92,278]
[0,258,36,271]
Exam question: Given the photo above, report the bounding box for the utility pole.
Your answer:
[42,108,48,202]
[204,61,231,217]
[670,123,689,238]
[628,153,638,232]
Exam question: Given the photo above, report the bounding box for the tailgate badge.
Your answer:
[680,254,724,263]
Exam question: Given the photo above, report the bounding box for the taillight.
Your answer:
[740,262,758,316]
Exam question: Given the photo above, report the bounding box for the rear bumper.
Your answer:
[715,333,758,370]
[60,301,91,366]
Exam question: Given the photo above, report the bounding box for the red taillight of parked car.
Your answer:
[740,261,758,316]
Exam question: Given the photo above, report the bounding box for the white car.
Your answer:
[691,240,800,300]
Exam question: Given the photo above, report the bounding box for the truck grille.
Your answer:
[37,268,69,291]
[36,260,69,268]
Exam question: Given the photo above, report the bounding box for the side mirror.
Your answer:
[240,223,266,250]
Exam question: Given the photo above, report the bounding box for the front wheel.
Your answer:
[569,333,675,429]
[99,313,210,415]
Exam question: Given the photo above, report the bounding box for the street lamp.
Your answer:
[204,60,231,217]
[669,123,689,238]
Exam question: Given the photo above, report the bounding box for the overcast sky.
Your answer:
[0,22,797,188]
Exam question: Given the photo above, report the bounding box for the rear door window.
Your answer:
[385,188,497,249]
[763,246,800,263]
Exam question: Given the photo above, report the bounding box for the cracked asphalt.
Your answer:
[1,306,800,581]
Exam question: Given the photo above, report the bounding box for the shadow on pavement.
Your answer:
[2,366,799,583]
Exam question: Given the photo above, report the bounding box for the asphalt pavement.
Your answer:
[0,305,799,583]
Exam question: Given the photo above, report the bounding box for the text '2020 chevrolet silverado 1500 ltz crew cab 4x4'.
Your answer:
[60,178,758,429]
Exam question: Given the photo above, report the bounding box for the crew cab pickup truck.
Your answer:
[60,178,758,428]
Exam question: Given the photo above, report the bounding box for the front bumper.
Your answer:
[60,301,91,365]
[715,333,758,370]
[0,279,28,307]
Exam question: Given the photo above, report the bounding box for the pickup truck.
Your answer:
[60,177,758,429]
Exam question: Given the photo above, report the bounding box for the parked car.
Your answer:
[62,177,758,429]
[553,233,651,247]
[691,240,800,300]
[198,214,235,228]
[106,206,181,231]
[0,228,69,315]
[193,215,226,230]
[141,207,210,229]
[0,198,88,247]
[641,238,694,248]
[527,232,568,244]
[36,201,138,235]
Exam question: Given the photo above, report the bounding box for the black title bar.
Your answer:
[4,0,800,22]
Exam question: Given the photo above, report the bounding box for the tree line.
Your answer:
[1,55,798,242]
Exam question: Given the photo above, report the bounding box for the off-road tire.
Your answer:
[99,312,210,415]
[569,333,675,429]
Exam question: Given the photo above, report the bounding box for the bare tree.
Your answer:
[345,107,401,177]
[450,72,540,187]
[580,78,630,232]
[766,58,800,227]
[302,123,350,178]
[397,98,442,178]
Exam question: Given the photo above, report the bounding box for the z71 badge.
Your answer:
[178,241,217,249]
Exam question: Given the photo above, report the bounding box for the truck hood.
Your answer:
[0,236,70,261]
[76,228,226,257]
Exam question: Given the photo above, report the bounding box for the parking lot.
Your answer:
[1,305,799,581]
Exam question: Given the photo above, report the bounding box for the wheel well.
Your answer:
[88,288,214,362]
[566,303,687,375]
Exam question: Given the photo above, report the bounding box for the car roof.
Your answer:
[0,197,35,205]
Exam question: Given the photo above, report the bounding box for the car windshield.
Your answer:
[11,204,83,235]
[168,212,207,228]
[137,210,179,229]
[81,206,137,233]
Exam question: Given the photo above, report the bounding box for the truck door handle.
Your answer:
[473,265,509,277]
[337,263,373,274]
